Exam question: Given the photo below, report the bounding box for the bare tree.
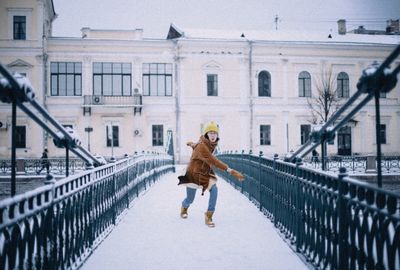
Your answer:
[306,68,342,170]
[307,68,341,124]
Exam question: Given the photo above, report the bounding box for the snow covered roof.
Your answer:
[167,24,400,45]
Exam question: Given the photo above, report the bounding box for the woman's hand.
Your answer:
[227,168,245,181]
[186,141,195,147]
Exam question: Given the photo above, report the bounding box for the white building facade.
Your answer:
[1,0,399,163]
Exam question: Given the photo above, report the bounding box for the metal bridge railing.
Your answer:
[0,153,174,270]
[217,152,399,270]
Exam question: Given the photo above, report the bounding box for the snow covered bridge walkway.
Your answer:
[80,166,309,270]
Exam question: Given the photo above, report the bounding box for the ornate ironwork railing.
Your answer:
[0,158,87,175]
[302,155,400,173]
[0,153,174,270]
[218,152,400,270]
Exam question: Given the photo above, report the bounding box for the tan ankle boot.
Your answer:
[180,207,188,218]
[205,211,215,227]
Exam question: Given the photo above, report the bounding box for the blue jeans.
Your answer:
[182,185,218,212]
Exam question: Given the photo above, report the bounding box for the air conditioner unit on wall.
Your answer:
[0,120,7,130]
[133,129,141,136]
[92,95,104,105]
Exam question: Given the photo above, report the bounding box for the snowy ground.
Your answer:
[80,166,310,270]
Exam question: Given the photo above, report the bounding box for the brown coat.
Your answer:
[178,135,228,194]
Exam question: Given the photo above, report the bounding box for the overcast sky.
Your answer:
[52,0,400,39]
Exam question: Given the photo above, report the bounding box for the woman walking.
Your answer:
[178,121,245,227]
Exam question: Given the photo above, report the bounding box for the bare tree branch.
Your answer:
[307,67,341,124]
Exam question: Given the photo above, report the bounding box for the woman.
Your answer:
[178,121,244,227]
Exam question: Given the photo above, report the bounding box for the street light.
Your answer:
[84,127,93,151]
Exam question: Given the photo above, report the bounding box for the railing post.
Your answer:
[295,157,303,253]
[11,100,17,196]
[338,167,349,269]
[321,139,327,171]
[65,145,69,177]
[273,153,279,227]
[248,150,252,200]
[374,91,383,187]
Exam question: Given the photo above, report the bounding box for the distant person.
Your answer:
[178,121,245,227]
[37,148,50,174]
[312,149,319,163]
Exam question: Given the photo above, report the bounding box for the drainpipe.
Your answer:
[41,3,49,149]
[248,40,254,150]
[173,40,181,163]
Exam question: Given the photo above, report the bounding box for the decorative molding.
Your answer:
[7,59,33,70]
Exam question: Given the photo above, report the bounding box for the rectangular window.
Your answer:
[13,16,26,40]
[260,125,271,145]
[106,125,119,147]
[51,62,82,96]
[207,74,218,96]
[15,126,26,148]
[300,125,311,145]
[142,63,172,96]
[380,124,386,144]
[93,62,132,96]
[152,125,164,146]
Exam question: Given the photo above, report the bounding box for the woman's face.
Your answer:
[207,131,218,142]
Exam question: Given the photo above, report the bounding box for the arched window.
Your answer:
[337,72,349,98]
[258,71,271,97]
[298,71,311,97]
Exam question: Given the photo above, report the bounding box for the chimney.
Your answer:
[337,19,346,35]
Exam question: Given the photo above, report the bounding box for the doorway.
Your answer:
[337,126,351,155]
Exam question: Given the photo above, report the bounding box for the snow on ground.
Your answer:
[80,166,309,270]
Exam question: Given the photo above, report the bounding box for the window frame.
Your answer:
[207,74,218,96]
[8,8,32,40]
[152,125,164,146]
[260,125,271,146]
[106,125,119,147]
[93,62,132,96]
[258,70,271,97]
[50,62,82,96]
[13,15,26,40]
[142,63,172,96]
[337,72,350,98]
[298,71,311,97]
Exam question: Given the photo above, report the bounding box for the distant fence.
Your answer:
[0,153,174,270]
[218,152,400,270]
[302,155,400,173]
[0,158,86,176]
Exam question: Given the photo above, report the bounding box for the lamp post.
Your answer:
[84,127,93,152]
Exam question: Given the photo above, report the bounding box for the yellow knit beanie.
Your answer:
[203,121,219,135]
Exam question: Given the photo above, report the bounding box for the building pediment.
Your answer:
[202,61,222,70]
[7,59,33,70]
